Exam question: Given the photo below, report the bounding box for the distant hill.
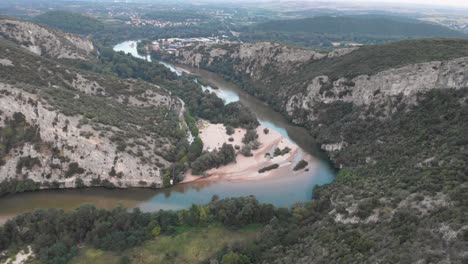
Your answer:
[33,10,105,35]
[241,15,467,48]
[255,16,465,38]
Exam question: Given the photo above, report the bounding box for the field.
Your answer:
[70,223,261,264]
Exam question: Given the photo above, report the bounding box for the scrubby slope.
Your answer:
[0,26,184,192]
[170,39,468,262]
[0,16,95,60]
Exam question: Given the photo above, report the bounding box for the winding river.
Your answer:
[0,41,335,223]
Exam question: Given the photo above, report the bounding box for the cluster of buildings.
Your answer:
[150,37,235,54]
[125,15,200,28]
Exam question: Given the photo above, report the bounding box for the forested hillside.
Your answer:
[169,39,468,262]
[33,11,105,35]
[240,16,467,47]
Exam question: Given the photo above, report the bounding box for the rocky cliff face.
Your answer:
[176,42,356,81]
[173,41,468,136]
[0,21,183,190]
[0,17,95,60]
[285,56,468,124]
[0,85,172,189]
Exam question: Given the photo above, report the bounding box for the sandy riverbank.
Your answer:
[183,121,314,183]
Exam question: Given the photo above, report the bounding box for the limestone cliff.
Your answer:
[0,22,183,190]
[0,17,95,60]
[171,40,468,146]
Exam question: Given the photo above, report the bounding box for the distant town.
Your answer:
[125,15,201,28]
[141,37,237,55]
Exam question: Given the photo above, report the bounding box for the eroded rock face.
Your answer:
[0,84,173,189]
[0,18,95,60]
[285,57,468,120]
[175,42,355,81]
[0,20,184,190]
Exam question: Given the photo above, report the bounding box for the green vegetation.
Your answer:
[0,197,276,264]
[232,89,468,264]
[258,163,279,173]
[273,147,291,157]
[191,143,236,175]
[171,39,468,262]
[142,11,210,22]
[242,129,258,144]
[97,47,176,82]
[96,47,258,129]
[65,163,85,178]
[34,11,105,35]
[0,179,40,197]
[32,10,227,46]
[16,156,41,174]
[241,16,466,48]
[225,125,235,135]
[299,38,468,81]
[71,224,258,264]
[188,39,468,112]
[221,252,251,264]
[293,160,308,171]
[0,112,41,166]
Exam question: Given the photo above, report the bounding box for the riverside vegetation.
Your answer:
[1,11,468,264]
[0,196,272,264]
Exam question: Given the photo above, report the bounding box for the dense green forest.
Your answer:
[0,196,277,264]
[244,87,468,263]
[33,11,105,35]
[240,16,467,48]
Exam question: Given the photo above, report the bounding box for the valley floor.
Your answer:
[69,224,260,264]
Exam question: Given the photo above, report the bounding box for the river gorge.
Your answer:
[0,41,335,224]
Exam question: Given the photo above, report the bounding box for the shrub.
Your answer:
[191,144,236,175]
[65,162,85,178]
[221,252,250,264]
[75,178,85,188]
[293,160,308,171]
[273,147,291,156]
[258,163,279,173]
[240,145,253,157]
[242,129,258,144]
[225,125,235,135]
[16,156,42,174]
